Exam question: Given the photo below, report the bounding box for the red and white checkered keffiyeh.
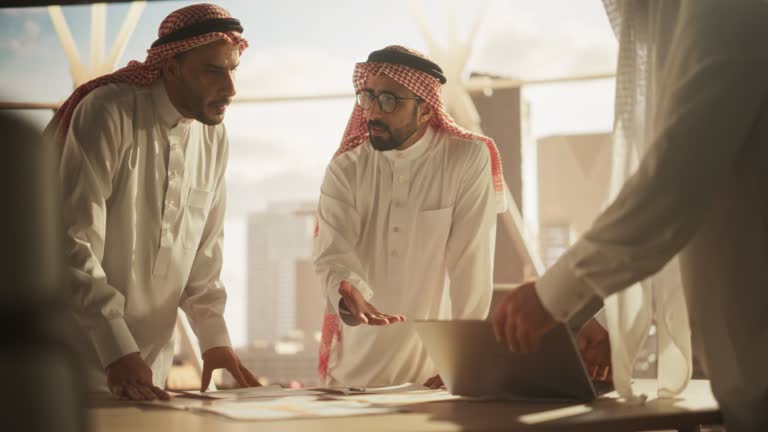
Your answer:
[318,45,506,383]
[44,3,248,147]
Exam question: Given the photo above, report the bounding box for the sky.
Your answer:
[0,0,617,346]
[0,0,617,184]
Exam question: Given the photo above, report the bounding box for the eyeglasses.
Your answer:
[356,90,422,114]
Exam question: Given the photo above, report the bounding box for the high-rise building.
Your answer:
[537,132,612,264]
[470,81,541,283]
[246,202,316,344]
[295,257,324,345]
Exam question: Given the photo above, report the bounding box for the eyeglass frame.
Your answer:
[355,89,423,114]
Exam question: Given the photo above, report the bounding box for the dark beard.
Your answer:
[176,70,220,125]
[368,118,418,151]
[369,126,400,151]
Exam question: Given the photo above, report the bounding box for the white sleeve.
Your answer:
[60,96,140,368]
[312,161,373,314]
[538,54,768,322]
[179,133,231,353]
[446,144,497,319]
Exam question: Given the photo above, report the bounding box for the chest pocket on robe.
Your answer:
[183,187,212,250]
[414,206,453,263]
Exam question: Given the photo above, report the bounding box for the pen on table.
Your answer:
[345,386,367,393]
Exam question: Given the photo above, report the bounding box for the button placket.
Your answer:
[160,128,186,247]
[389,160,410,263]
[153,122,190,277]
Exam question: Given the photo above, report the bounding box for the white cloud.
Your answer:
[1,7,47,17]
[0,17,55,59]
[469,1,617,80]
[222,98,352,184]
[235,46,355,97]
[24,20,41,39]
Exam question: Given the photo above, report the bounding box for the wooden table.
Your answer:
[89,379,720,432]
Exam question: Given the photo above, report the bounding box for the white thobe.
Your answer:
[538,1,768,430]
[313,126,497,386]
[59,81,232,391]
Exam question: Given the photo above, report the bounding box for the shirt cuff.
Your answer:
[346,273,373,301]
[89,318,140,368]
[194,316,232,353]
[594,308,608,329]
[536,250,595,323]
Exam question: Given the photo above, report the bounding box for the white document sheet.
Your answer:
[335,382,430,394]
[173,385,324,400]
[194,396,400,420]
[329,389,460,405]
[144,382,454,420]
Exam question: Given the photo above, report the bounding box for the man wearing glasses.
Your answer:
[313,46,506,388]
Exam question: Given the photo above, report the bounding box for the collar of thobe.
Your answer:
[152,80,192,129]
[382,125,434,162]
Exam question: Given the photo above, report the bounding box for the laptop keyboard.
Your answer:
[593,381,615,396]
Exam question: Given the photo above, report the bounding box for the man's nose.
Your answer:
[365,99,385,121]
[222,70,236,98]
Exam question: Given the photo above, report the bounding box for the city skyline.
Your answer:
[245,201,319,346]
[1,1,619,350]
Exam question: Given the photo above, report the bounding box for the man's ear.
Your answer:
[162,57,180,81]
[418,101,433,126]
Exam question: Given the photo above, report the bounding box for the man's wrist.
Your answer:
[536,250,595,322]
[105,351,141,371]
[203,345,231,356]
[90,318,140,369]
[195,316,232,353]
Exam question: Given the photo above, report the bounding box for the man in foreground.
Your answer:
[50,3,259,400]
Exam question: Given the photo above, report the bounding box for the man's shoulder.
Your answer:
[83,83,140,105]
[328,142,369,169]
[322,143,370,189]
[78,83,143,117]
[436,131,490,164]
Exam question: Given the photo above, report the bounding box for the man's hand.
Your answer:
[491,281,558,353]
[423,374,445,389]
[338,282,405,326]
[200,346,261,392]
[106,352,170,401]
[576,318,612,382]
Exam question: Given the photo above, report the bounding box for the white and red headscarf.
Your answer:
[318,45,506,382]
[336,45,505,201]
[45,3,248,147]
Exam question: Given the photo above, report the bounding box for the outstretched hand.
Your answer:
[338,282,406,326]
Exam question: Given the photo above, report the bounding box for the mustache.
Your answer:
[210,98,232,107]
[367,120,390,131]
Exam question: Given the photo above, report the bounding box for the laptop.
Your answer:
[412,320,612,402]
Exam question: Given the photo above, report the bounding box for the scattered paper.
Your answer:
[143,395,399,420]
[194,396,400,420]
[173,385,324,400]
[144,382,455,420]
[330,389,461,405]
[317,382,431,395]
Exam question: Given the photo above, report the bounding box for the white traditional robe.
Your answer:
[60,81,233,391]
[314,126,497,386]
[537,1,768,430]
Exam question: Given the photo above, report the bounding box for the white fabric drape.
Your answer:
[600,0,691,402]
